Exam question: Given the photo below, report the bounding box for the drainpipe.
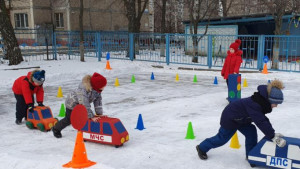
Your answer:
[66,0,71,31]
[30,0,36,40]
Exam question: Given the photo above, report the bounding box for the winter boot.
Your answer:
[196,145,208,160]
[15,119,22,125]
[52,128,62,138]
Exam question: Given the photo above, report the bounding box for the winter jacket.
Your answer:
[12,71,44,105]
[65,75,103,118]
[221,50,243,79]
[220,85,275,139]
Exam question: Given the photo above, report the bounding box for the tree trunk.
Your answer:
[126,0,136,58]
[127,0,136,33]
[272,17,283,69]
[0,0,23,65]
[160,0,167,57]
[79,0,84,62]
[192,23,198,63]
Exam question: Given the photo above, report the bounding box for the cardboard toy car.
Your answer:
[26,106,58,131]
[80,116,129,148]
[248,137,300,169]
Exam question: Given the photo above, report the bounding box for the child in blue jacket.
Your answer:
[196,79,286,162]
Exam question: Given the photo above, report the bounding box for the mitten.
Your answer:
[27,103,34,113]
[272,136,286,147]
[38,102,45,107]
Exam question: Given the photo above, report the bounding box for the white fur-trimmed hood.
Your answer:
[82,75,93,92]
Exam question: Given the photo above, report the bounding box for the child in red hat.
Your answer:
[52,72,107,138]
[221,39,243,87]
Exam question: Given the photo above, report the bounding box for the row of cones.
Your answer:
[55,75,250,94]
[185,122,241,149]
[213,76,249,87]
[116,73,250,87]
[136,116,241,149]
[63,114,241,168]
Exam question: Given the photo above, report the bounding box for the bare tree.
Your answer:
[219,0,234,17]
[160,0,167,33]
[260,0,297,69]
[0,0,23,65]
[122,0,149,58]
[123,0,149,33]
[154,0,184,33]
[186,0,218,63]
[154,0,168,56]
[79,0,84,62]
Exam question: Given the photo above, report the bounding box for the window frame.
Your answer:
[14,13,29,28]
[55,13,64,28]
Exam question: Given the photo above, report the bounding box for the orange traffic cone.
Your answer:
[262,63,268,74]
[105,60,112,70]
[63,131,96,168]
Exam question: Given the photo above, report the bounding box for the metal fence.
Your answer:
[1,30,300,72]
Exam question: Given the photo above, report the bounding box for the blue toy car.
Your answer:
[248,137,300,169]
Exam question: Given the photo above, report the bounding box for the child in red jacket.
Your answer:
[12,69,45,125]
[221,39,243,86]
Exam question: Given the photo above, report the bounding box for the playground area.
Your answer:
[0,57,300,169]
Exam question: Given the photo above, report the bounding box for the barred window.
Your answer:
[14,13,28,28]
[55,13,64,28]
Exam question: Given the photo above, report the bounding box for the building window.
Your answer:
[14,13,28,28]
[55,13,64,28]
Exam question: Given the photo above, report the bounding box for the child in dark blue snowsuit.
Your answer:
[196,79,286,161]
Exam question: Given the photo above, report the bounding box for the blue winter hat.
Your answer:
[268,87,284,104]
[32,70,45,85]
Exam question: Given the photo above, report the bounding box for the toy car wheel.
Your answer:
[54,118,59,125]
[115,144,123,148]
[26,121,34,129]
[37,123,45,132]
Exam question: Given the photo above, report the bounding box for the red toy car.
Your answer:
[80,116,129,148]
[26,106,58,131]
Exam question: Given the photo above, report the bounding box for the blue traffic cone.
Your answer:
[214,76,218,85]
[135,114,145,130]
[151,72,155,80]
[106,52,110,60]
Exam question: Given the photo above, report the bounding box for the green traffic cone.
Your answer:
[193,75,198,83]
[185,121,195,139]
[58,103,66,117]
[131,75,135,83]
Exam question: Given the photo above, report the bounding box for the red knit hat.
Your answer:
[229,39,241,52]
[90,72,107,92]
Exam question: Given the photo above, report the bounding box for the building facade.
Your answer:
[7,0,152,32]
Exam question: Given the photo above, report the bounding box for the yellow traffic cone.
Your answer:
[175,73,179,82]
[115,78,120,87]
[230,132,241,149]
[243,79,248,87]
[57,86,63,98]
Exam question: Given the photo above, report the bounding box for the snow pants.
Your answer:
[198,124,257,157]
[14,94,33,121]
[53,108,72,132]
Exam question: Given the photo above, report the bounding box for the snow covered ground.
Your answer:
[0,57,300,169]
